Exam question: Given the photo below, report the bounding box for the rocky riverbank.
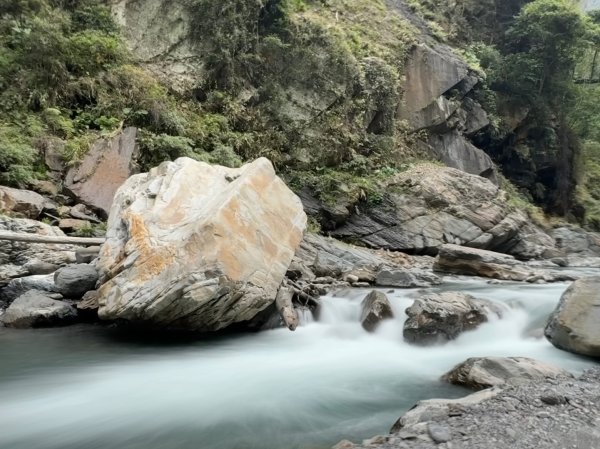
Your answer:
[335,367,600,449]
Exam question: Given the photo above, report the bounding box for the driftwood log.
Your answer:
[0,231,105,246]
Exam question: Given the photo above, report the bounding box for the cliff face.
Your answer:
[108,0,502,200]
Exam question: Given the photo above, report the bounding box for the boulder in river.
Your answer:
[545,277,600,358]
[360,290,394,332]
[404,292,501,345]
[96,157,306,332]
[375,268,440,288]
[1,290,77,328]
[0,273,59,306]
[442,357,572,390]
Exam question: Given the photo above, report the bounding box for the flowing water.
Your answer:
[0,277,597,449]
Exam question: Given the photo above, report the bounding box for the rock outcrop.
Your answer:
[331,164,555,259]
[65,127,138,218]
[403,292,501,345]
[545,277,600,358]
[360,290,394,332]
[442,356,571,390]
[375,268,440,288]
[95,157,306,332]
[1,290,77,328]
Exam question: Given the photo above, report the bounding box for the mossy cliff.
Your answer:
[2,0,600,232]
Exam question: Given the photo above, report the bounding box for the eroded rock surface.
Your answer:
[96,157,306,332]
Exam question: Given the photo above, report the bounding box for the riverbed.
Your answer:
[0,277,596,449]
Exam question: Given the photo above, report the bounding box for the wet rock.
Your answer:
[545,277,600,358]
[54,264,98,299]
[442,357,572,390]
[1,290,77,328]
[0,186,46,219]
[65,127,139,218]
[434,244,536,281]
[96,157,306,332]
[404,292,500,345]
[360,290,394,332]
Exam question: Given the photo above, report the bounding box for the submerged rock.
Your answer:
[1,290,77,328]
[96,157,306,332]
[403,292,500,345]
[545,277,600,358]
[442,356,572,390]
[360,291,394,332]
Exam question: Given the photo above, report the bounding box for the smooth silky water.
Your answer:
[0,277,597,449]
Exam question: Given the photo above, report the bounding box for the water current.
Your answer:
[0,277,596,449]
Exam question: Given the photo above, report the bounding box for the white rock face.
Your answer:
[96,157,307,331]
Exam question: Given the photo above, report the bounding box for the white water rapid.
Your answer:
[0,278,596,449]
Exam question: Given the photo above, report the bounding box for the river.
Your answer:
[0,277,596,449]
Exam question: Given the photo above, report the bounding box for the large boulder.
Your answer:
[1,290,77,328]
[404,292,501,345]
[54,264,98,299]
[65,127,138,218]
[331,164,555,259]
[96,157,307,332]
[552,227,600,256]
[0,186,47,219]
[360,290,394,332]
[545,277,600,358]
[0,216,76,281]
[442,357,572,390]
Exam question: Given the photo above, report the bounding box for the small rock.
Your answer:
[345,274,359,284]
[540,392,568,406]
[428,423,452,444]
[58,218,91,232]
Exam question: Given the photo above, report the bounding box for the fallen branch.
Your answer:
[0,231,105,246]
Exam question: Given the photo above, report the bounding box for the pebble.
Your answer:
[428,423,452,444]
